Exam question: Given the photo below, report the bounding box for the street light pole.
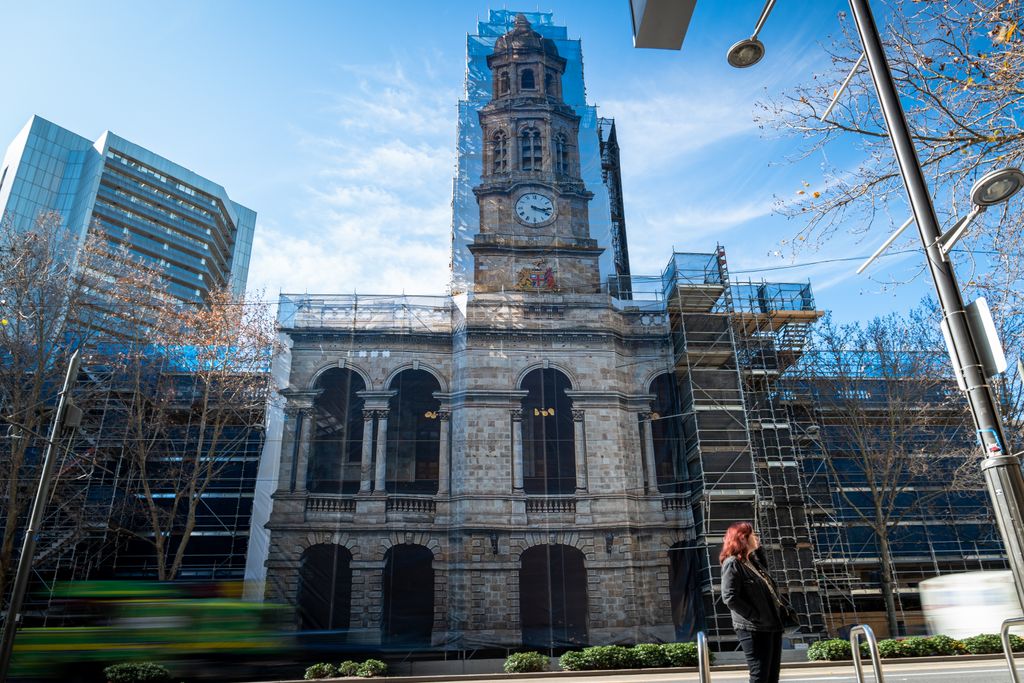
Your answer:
[847,0,1024,611]
[0,349,82,680]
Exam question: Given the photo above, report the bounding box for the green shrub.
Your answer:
[960,633,1024,654]
[503,651,550,673]
[304,662,337,680]
[579,645,636,670]
[663,641,714,667]
[807,639,852,661]
[337,660,360,677]
[558,650,588,671]
[876,639,905,659]
[898,637,938,658]
[103,662,171,683]
[630,643,669,668]
[355,659,387,678]
[960,634,1003,655]
[925,635,966,656]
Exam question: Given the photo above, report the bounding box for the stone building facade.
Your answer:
[246,14,697,651]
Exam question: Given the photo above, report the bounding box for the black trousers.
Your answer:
[735,629,782,683]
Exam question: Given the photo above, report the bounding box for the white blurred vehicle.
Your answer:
[919,571,1024,638]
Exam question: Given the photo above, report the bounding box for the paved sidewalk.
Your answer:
[253,653,1024,683]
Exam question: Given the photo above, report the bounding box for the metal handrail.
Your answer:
[697,631,711,683]
[849,624,885,683]
[1001,616,1024,683]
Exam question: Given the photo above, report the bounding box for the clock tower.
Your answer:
[468,14,603,294]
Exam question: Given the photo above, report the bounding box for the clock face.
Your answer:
[515,192,555,226]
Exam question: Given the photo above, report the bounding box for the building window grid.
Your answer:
[102,166,234,258]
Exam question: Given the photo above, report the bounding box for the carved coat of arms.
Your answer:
[516,261,557,291]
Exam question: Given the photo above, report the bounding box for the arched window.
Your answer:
[298,544,352,632]
[309,368,366,494]
[520,368,574,494]
[520,127,543,172]
[520,68,535,90]
[544,71,554,95]
[520,544,588,647]
[382,544,434,646]
[499,71,510,95]
[387,369,441,494]
[553,133,569,176]
[650,373,686,493]
[491,130,509,174]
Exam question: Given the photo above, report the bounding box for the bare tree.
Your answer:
[0,212,158,603]
[790,308,980,636]
[110,286,277,581]
[758,1,1024,354]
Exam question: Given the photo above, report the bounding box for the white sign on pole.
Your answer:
[965,297,1008,378]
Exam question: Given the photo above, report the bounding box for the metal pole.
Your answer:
[1000,616,1024,683]
[848,0,1024,612]
[0,350,82,680]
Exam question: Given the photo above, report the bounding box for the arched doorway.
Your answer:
[386,370,441,494]
[668,542,703,640]
[650,373,685,493]
[519,544,588,647]
[298,544,352,631]
[381,544,434,647]
[309,368,366,493]
[520,369,575,495]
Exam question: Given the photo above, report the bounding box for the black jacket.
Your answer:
[720,550,783,632]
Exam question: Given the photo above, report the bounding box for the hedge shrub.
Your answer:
[960,633,1024,654]
[103,663,171,683]
[807,638,852,661]
[661,641,715,667]
[356,659,388,678]
[630,643,669,668]
[579,645,636,670]
[503,652,549,673]
[337,660,360,677]
[304,663,336,680]
[558,650,588,671]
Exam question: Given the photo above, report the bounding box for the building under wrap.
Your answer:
[245,10,995,658]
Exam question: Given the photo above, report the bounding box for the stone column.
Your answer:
[294,411,315,492]
[572,409,587,492]
[359,409,375,493]
[437,410,451,495]
[640,412,659,494]
[374,409,390,493]
[276,389,321,493]
[510,409,524,491]
[277,406,303,494]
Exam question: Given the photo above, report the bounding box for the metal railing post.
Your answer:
[697,631,711,683]
[1001,616,1024,683]
[849,624,886,683]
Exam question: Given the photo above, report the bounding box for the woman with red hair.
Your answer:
[720,521,784,683]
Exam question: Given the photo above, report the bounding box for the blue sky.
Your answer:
[1,0,938,320]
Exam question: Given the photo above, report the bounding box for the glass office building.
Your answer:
[0,115,255,304]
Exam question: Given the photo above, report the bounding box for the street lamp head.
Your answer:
[971,167,1024,207]
[727,38,765,68]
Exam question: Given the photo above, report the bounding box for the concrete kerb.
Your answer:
[256,652,1021,683]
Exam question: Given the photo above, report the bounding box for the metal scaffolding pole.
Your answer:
[848,0,1024,612]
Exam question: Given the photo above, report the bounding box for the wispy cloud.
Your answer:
[246,58,459,298]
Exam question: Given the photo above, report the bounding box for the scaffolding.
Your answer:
[780,358,1007,637]
[9,352,265,625]
[661,248,827,646]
